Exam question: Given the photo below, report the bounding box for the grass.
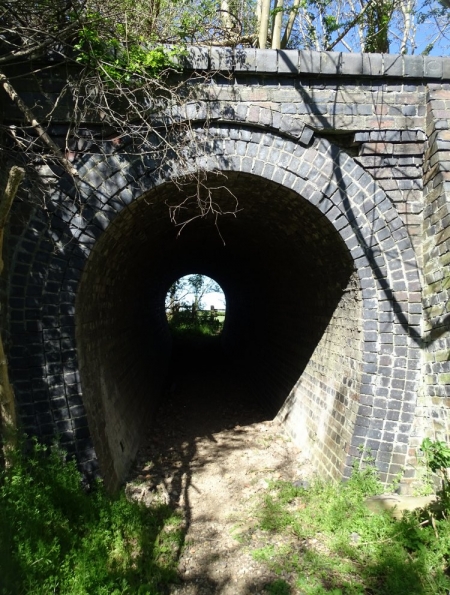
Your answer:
[0,438,184,595]
[248,464,450,595]
[167,309,224,339]
[5,436,450,595]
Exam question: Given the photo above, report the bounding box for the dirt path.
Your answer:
[127,338,311,594]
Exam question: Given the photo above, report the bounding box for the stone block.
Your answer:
[234,48,256,72]
[400,131,420,143]
[443,59,450,81]
[279,115,305,137]
[255,49,277,73]
[354,132,371,142]
[371,130,401,142]
[340,52,363,75]
[424,56,444,80]
[235,103,249,122]
[404,55,424,78]
[299,50,321,74]
[383,54,403,77]
[184,46,209,70]
[362,53,383,77]
[357,104,374,115]
[360,142,394,155]
[281,103,297,115]
[321,51,341,75]
[184,102,207,121]
[209,47,234,71]
[277,50,299,73]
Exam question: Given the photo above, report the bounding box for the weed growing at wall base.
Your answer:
[0,438,183,594]
[250,464,450,594]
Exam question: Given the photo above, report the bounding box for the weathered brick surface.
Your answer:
[5,48,450,489]
[413,84,450,481]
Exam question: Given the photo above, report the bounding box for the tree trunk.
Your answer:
[280,0,301,49]
[258,0,271,47]
[272,0,284,49]
[0,163,25,460]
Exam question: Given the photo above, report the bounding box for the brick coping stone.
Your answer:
[182,47,450,80]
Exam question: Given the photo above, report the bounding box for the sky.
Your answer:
[318,0,450,56]
[198,291,227,310]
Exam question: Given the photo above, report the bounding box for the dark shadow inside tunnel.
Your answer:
[75,171,360,489]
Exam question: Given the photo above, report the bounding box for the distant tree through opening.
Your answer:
[165,274,226,339]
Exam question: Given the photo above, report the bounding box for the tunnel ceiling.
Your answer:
[79,171,354,306]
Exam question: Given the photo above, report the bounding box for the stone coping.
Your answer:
[184,47,450,80]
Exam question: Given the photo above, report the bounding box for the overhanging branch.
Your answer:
[0,70,78,176]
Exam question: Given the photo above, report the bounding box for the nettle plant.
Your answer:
[421,437,450,498]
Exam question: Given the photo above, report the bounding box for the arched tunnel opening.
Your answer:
[165,273,227,339]
[75,171,362,488]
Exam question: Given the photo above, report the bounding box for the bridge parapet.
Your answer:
[183,47,450,81]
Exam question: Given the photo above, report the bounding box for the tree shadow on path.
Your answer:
[127,335,302,594]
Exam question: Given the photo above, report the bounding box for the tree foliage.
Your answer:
[0,1,189,173]
[0,437,183,594]
[166,274,223,316]
[246,0,445,54]
[0,0,448,192]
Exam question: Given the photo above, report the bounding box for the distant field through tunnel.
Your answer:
[75,171,361,488]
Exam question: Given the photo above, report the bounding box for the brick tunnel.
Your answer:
[76,170,358,486]
[6,124,422,490]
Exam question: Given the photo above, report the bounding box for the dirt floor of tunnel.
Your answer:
[125,337,313,594]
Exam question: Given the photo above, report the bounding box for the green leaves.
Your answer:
[0,438,183,594]
[421,438,450,473]
[252,465,450,594]
[74,11,180,86]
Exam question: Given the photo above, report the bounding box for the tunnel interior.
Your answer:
[75,171,362,488]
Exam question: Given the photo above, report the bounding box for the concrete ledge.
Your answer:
[183,47,450,80]
[365,494,438,519]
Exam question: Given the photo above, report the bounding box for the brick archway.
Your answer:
[6,124,421,488]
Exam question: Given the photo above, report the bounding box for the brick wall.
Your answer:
[278,272,362,479]
[3,49,448,488]
[416,84,450,475]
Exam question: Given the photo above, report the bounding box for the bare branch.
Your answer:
[0,21,79,64]
[0,70,78,176]
[325,0,376,51]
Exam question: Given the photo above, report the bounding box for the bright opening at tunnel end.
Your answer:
[165,274,226,339]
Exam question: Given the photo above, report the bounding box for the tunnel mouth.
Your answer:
[165,273,227,341]
[75,170,361,488]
